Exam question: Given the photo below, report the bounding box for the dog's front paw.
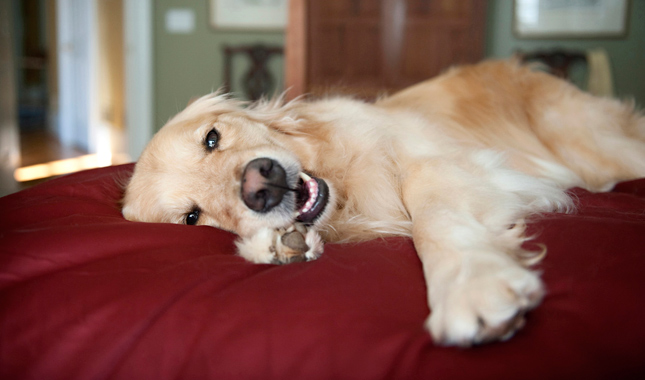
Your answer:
[272,224,325,264]
[427,265,544,347]
[235,224,324,265]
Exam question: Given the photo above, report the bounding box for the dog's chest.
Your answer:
[306,119,412,240]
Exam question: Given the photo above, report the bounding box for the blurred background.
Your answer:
[1,0,644,196]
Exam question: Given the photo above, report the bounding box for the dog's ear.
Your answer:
[246,111,301,135]
[266,115,303,135]
[248,97,305,135]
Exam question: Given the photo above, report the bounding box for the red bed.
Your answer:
[1,163,644,379]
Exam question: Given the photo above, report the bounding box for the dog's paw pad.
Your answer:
[274,224,324,264]
[281,230,309,252]
[236,225,324,265]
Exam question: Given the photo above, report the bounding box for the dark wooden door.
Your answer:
[286,0,487,100]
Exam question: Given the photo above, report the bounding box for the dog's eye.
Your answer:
[185,209,200,225]
[205,129,220,151]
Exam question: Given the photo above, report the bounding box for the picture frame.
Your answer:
[210,0,288,31]
[514,0,630,39]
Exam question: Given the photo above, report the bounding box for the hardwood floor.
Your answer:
[20,130,86,167]
[17,129,87,188]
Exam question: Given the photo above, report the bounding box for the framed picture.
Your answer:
[210,0,288,31]
[514,0,630,38]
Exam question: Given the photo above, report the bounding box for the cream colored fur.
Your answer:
[123,60,645,346]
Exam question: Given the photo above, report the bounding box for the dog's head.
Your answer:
[122,93,331,238]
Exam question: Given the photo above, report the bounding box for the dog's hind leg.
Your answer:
[401,153,569,346]
[528,80,645,191]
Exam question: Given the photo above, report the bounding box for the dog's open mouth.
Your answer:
[295,172,329,224]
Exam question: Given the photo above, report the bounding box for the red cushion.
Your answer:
[1,164,644,379]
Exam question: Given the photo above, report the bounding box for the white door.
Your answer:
[57,0,98,153]
[56,0,153,162]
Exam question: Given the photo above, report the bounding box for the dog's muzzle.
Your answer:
[241,158,289,213]
[241,158,329,224]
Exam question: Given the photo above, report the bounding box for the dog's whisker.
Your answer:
[265,182,299,192]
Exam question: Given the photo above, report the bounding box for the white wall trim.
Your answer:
[124,0,154,161]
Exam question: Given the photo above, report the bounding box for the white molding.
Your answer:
[124,0,154,161]
[0,0,20,195]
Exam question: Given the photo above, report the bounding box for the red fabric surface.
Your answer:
[1,164,644,379]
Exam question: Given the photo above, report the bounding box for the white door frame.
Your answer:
[124,0,153,161]
[0,0,20,195]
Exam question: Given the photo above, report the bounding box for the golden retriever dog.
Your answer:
[122,60,645,346]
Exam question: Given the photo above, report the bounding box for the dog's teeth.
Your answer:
[296,172,319,217]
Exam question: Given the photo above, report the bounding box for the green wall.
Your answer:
[154,0,284,131]
[153,0,645,132]
[485,0,645,108]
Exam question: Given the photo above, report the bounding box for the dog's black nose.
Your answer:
[241,158,289,213]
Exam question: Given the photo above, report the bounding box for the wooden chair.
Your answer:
[517,49,587,80]
[223,44,283,101]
